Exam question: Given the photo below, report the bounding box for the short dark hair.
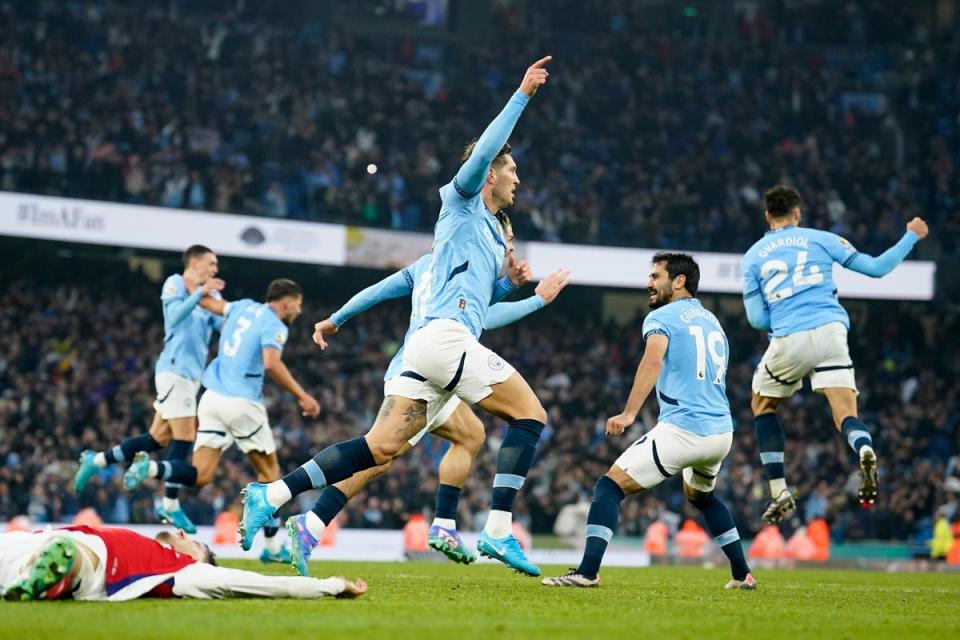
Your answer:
[462,139,512,169]
[496,210,512,232]
[763,185,802,217]
[265,278,303,302]
[652,252,700,297]
[183,244,214,268]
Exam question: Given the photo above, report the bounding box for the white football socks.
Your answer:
[93,452,108,468]
[769,479,788,498]
[266,481,292,509]
[483,510,512,538]
[162,497,180,512]
[305,511,327,540]
[432,517,456,530]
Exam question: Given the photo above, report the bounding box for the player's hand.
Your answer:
[906,217,929,240]
[200,278,226,295]
[518,55,552,98]
[337,578,367,598]
[606,412,636,436]
[507,254,533,287]
[299,394,320,417]
[313,318,338,350]
[535,268,571,304]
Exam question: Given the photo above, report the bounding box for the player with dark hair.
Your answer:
[75,245,225,533]
[292,218,569,574]
[743,185,929,523]
[125,279,320,563]
[240,56,553,577]
[1,526,365,601]
[543,253,754,589]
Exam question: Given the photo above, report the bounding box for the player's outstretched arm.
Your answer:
[168,278,225,326]
[315,264,418,349]
[485,268,570,329]
[845,217,928,278]
[263,348,320,417]
[170,563,363,599]
[607,334,668,435]
[452,56,551,199]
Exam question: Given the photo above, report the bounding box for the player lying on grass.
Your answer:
[742,186,929,524]
[543,253,755,590]
[0,525,365,601]
[240,56,555,577]
[289,217,569,574]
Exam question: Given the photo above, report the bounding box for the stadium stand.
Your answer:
[1,0,956,256]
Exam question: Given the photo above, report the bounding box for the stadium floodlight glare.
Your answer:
[366,164,378,175]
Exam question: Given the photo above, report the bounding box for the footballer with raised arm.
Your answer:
[743,186,929,524]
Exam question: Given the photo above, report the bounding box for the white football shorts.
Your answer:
[153,372,200,420]
[383,376,461,447]
[194,389,275,455]
[390,318,516,406]
[752,321,858,398]
[614,422,733,492]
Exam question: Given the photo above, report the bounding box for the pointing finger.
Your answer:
[530,55,553,69]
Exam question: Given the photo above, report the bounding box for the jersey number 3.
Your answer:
[760,251,823,304]
[688,326,726,385]
[223,317,253,357]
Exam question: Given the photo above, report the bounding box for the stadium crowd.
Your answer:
[0,258,955,544]
[1,1,958,256]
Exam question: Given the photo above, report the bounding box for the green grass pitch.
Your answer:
[4,561,959,640]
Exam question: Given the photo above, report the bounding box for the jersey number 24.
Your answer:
[760,251,823,304]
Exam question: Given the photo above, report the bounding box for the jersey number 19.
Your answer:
[688,326,726,385]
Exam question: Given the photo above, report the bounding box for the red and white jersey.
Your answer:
[62,526,196,599]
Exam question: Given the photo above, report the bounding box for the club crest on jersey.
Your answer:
[275,331,287,345]
[488,354,505,371]
[458,298,466,309]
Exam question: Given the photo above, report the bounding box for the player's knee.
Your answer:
[194,465,216,488]
[523,402,547,425]
[457,417,486,457]
[149,429,172,448]
[366,438,403,464]
[684,484,712,508]
[751,394,777,416]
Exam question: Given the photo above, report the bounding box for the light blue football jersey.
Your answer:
[155,274,221,381]
[421,183,507,339]
[384,254,433,382]
[742,226,858,337]
[202,299,288,403]
[641,298,733,436]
